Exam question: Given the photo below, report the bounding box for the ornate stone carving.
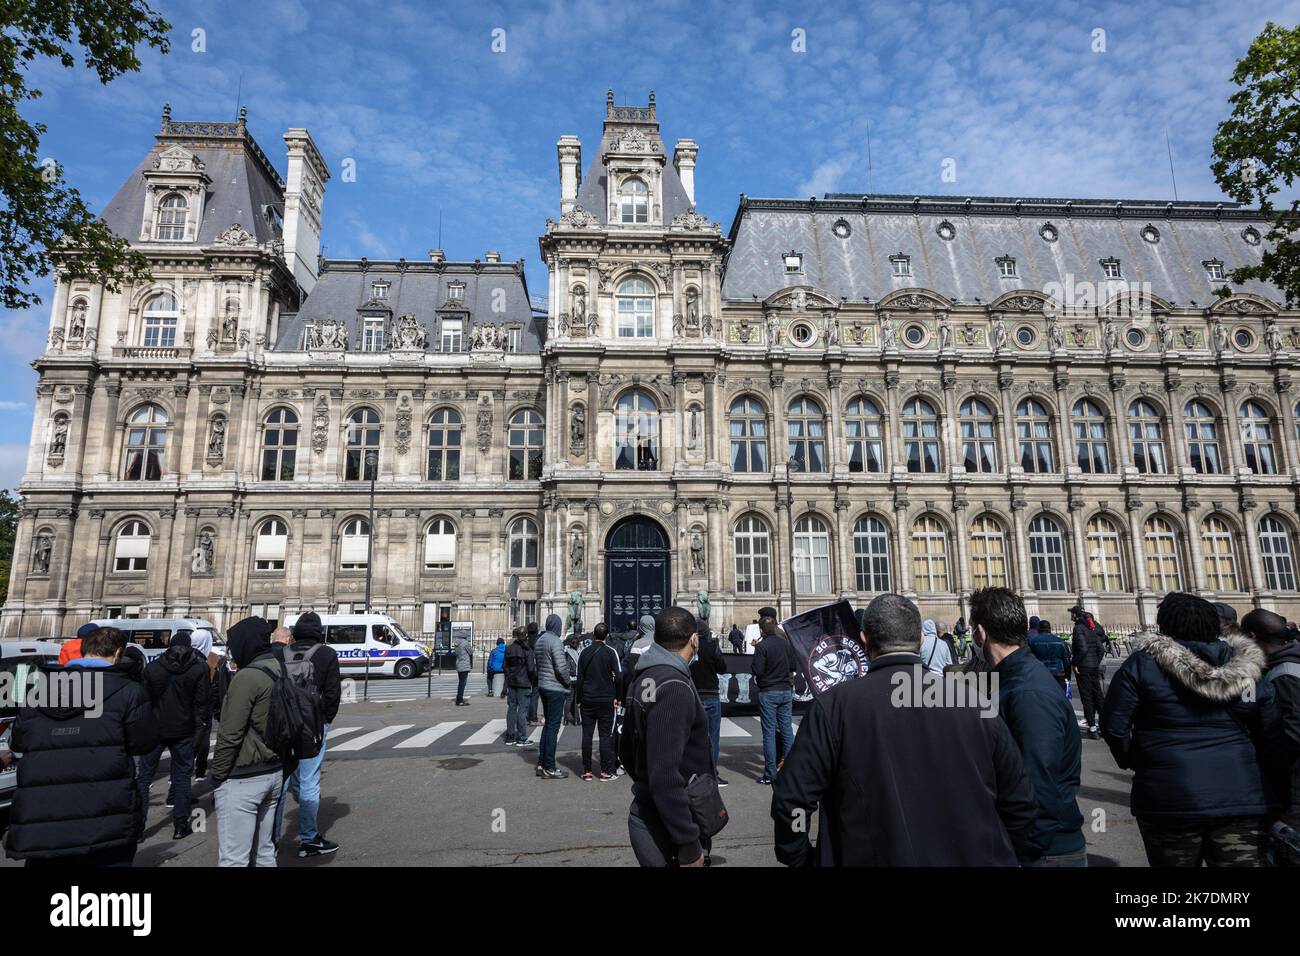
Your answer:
[312,393,330,454]
[191,529,215,575]
[206,415,226,465]
[31,532,52,574]
[476,396,493,454]
[669,207,719,231]
[569,402,586,455]
[559,205,599,229]
[307,320,348,351]
[214,223,254,246]
[392,314,427,350]
[395,395,412,454]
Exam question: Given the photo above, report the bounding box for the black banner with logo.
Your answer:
[781,600,869,697]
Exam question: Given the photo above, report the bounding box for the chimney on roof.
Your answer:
[557,135,582,215]
[674,139,698,206]
[429,249,445,263]
[282,128,331,296]
[485,250,501,263]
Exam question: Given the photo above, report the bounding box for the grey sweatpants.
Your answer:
[216,770,283,867]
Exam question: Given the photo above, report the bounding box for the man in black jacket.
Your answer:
[690,617,729,786]
[1242,608,1300,827]
[771,593,1037,867]
[728,624,745,655]
[575,622,623,779]
[752,614,797,785]
[1070,605,1108,738]
[5,627,159,866]
[504,626,536,747]
[971,587,1086,865]
[525,620,541,725]
[620,607,714,867]
[138,632,211,840]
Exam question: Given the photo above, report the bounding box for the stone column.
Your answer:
[943,374,961,474]
[706,499,722,593]
[1010,495,1033,597]
[834,497,853,596]
[1052,370,1072,472]
[1068,499,1093,599]
[827,370,845,473]
[995,370,1016,474]
[704,372,718,465]
[1109,371,1131,474]
[894,495,913,595]
[1165,371,1190,472]
[951,499,971,599]
[1183,498,1209,594]
[98,380,122,480]
[1222,377,1246,473]
[1239,495,1267,598]
[1276,374,1298,474]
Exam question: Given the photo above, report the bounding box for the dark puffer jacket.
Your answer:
[1263,641,1300,821]
[4,662,159,859]
[1101,633,1280,820]
[142,636,211,742]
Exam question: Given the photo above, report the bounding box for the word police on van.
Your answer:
[281,613,430,679]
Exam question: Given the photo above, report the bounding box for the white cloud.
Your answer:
[797,156,857,198]
[0,401,28,411]
[0,444,27,494]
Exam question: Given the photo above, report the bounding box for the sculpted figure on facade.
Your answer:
[207,417,226,463]
[191,530,215,574]
[49,417,68,459]
[570,532,585,574]
[69,300,87,340]
[32,533,52,575]
[989,316,1008,354]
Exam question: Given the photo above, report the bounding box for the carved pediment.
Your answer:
[876,288,952,312]
[153,145,205,174]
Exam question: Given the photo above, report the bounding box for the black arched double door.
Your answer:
[605,516,670,632]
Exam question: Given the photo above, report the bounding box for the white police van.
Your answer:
[281,613,430,680]
[0,640,61,831]
[89,618,225,660]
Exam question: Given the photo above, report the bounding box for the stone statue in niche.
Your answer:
[687,406,702,450]
[207,417,226,462]
[32,533,52,574]
[690,531,706,573]
[567,590,584,632]
[1213,319,1230,354]
[69,301,87,340]
[49,418,68,458]
[570,404,586,450]
[1047,318,1065,353]
[937,318,952,352]
[1265,321,1284,354]
[571,286,586,326]
[1103,319,1120,354]
[686,287,700,333]
[1157,319,1174,353]
[221,304,238,342]
[191,530,215,574]
[880,314,897,350]
[570,533,585,574]
[989,317,1008,353]
[695,590,710,623]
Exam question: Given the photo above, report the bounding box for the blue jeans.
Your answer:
[506,686,531,742]
[701,696,722,768]
[274,723,329,845]
[538,688,567,771]
[136,735,195,832]
[1024,847,1088,867]
[757,688,794,779]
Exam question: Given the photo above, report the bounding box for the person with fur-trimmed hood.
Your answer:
[1101,592,1281,866]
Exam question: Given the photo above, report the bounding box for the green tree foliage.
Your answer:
[0,0,171,310]
[0,489,19,604]
[1211,21,1300,305]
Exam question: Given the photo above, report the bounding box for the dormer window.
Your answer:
[783,251,803,274]
[891,254,912,278]
[447,282,465,302]
[619,177,649,224]
[155,193,188,241]
[997,256,1017,278]
[361,315,385,352]
[1100,258,1122,279]
[1204,259,1225,281]
[371,281,389,300]
[508,327,522,353]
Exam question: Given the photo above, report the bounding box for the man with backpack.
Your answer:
[1070,605,1108,739]
[270,613,341,858]
[138,631,211,841]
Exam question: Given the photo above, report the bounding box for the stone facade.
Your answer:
[5,94,1300,637]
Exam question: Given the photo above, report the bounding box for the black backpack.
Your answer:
[260,646,326,760]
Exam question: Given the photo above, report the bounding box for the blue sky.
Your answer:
[2,0,1297,491]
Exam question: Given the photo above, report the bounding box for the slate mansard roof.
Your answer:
[722,194,1280,308]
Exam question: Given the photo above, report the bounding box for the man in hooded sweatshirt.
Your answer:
[534,613,571,778]
[919,619,953,674]
[190,627,219,779]
[211,617,285,867]
[1242,608,1300,828]
[4,626,158,866]
[139,631,211,840]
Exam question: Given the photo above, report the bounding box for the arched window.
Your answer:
[729,397,769,472]
[1016,398,1055,473]
[260,408,298,481]
[853,516,891,592]
[616,277,655,338]
[1239,401,1278,474]
[508,517,539,569]
[793,515,832,593]
[911,516,950,592]
[619,177,649,224]
[787,396,827,473]
[845,397,884,473]
[340,518,370,570]
[1128,400,1167,474]
[113,520,151,572]
[1143,515,1183,593]
[427,408,463,480]
[122,403,169,481]
[960,398,998,473]
[1260,516,1297,591]
[142,292,178,348]
[1200,516,1240,592]
[424,518,456,570]
[970,515,1009,588]
[254,519,288,571]
[1086,516,1126,592]
[733,515,771,593]
[508,409,544,480]
[1072,399,1111,473]
[155,192,188,240]
[1029,516,1068,592]
[903,397,942,473]
[345,407,381,480]
[614,390,660,471]
[1184,400,1222,474]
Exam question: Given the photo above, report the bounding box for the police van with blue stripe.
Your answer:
[282,613,431,680]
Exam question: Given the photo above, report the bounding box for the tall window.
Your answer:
[734,515,771,593]
[787,396,827,473]
[361,316,385,351]
[260,408,298,481]
[122,403,169,481]
[729,397,768,472]
[427,409,462,480]
[616,277,655,338]
[142,292,178,347]
[845,397,884,473]
[793,515,832,593]
[853,516,891,592]
[254,519,288,571]
[508,410,544,480]
[1239,401,1278,474]
[1184,400,1222,474]
[911,516,950,592]
[1072,399,1111,473]
[960,398,998,473]
[1143,516,1183,593]
[441,318,463,352]
[1016,399,1055,472]
[614,390,660,471]
[508,517,539,569]
[1087,516,1126,591]
[424,518,456,570]
[155,192,187,240]
[970,515,1009,588]
[1029,516,1068,592]
[345,408,381,480]
[619,177,649,224]
[113,520,151,572]
[1260,516,1297,591]
[903,398,942,473]
[340,518,370,570]
[1128,400,1167,474]
[1200,516,1240,592]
